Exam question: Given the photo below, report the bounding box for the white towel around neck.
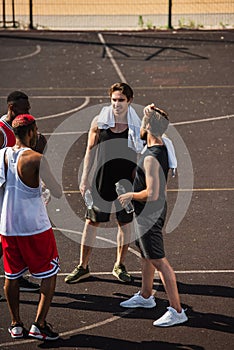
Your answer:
[97,105,177,176]
[141,134,177,177]
[97,105,144,153]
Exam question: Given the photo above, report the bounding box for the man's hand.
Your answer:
[118,192,133,208]
[143,103,156,117]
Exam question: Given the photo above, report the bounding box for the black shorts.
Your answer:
[135,204,167,259]
[85,200,133,224]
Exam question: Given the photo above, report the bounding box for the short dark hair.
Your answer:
[7,91,28,104]
[12,114,36,140]
[108,82,134,101]
[149,108,169,136]
[13,122,35,140]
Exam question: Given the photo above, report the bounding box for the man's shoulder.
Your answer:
[21,148,42,161]
[89,115,100,131]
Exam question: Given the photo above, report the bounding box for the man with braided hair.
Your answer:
[0,114,62,340]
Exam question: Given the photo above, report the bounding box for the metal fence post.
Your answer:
[2,0,6,28]
[29,0,34,29]
[168,0,173,29]
[12,0,16,27]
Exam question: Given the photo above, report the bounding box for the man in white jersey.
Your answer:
[0,91,47,295]
[0,114,62,340]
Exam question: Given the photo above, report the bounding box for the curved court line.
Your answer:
[59,309,132,338]
[0,310,133,348]
[36,97,90,120]
[0,45,41,62]
[172,113,234,126]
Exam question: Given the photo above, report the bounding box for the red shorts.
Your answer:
[1,228,60,280]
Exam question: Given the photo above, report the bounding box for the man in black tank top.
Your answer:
[118,105,188,327]
[65,83,143,284]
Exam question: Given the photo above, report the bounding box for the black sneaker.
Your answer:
[8,323,27,339]
[112,263,132,283]
[19,276,40,292]
[29,321,59,341]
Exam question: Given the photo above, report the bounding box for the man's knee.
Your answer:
[151,257,166,270]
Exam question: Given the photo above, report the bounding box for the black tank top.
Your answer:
[94,128,137,201]
[133,145,169,215]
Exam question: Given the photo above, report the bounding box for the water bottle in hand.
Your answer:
[115,182,134,214]
[42,188,51,205]
[84,189,93,209]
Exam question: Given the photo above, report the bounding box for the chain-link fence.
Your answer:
[1,0,233,30]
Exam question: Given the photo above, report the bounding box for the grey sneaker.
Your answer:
[153,307,188,327]
[64,265,90,284]
[112,263,132,283]
[120,291,156,308]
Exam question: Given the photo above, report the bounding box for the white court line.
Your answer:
[167,188,234,192]
[43,131,85,136]
[38,112,233,135]
[63,188,234,193]
[1,269,233,280]
[53,227,141,255]
[0,310,133,348]
[56,269,234,276]
[0,85,233,92]
[0,45,41,62]
[36,97,90,120]
[98,33,127,83]
[32,95,107,99]
[172,114,234,125]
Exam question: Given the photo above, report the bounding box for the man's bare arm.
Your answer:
[118,156,160,206]
[40,156,62,198]
[79,116,100,196]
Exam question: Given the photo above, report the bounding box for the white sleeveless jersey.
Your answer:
[0,147,51,236]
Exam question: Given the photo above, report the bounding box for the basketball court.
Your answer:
[0,29,233,349]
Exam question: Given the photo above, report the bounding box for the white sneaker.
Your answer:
[120,291,156,308]
[153,307,188,327]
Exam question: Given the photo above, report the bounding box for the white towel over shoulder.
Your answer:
[162,134,177,177]
[97,105,144,153]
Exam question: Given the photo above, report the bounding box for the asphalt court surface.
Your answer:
[0,30,233,349]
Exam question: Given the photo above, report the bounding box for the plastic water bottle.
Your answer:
[84,189,93,209]
[115,182,134,214]
[41,188,51,205]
